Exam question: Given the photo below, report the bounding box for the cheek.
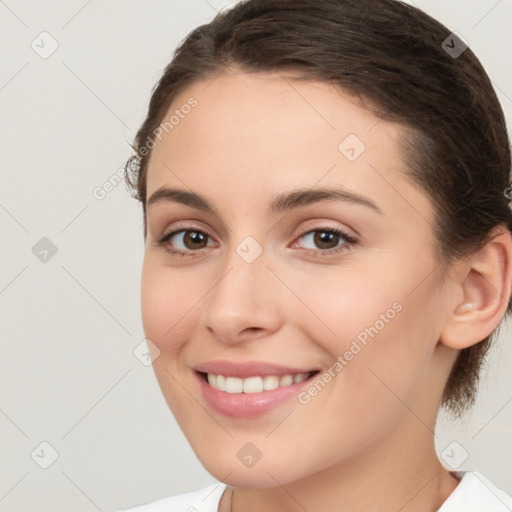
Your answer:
[140,259,201,421]
[294,262,439,399]
[292,267,402,352]
[140,258,193,354]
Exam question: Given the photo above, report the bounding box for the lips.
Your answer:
[193,359,318,378]
[192,359,321,418]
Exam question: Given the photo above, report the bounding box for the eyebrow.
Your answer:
[146,186,384,216]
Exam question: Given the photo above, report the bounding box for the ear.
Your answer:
[439,226,512,350]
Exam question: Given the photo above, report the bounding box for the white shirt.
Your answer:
[117,471,512,511]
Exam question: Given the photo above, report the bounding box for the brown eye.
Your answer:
[313,230,342,250]
[157,228,216,255]
[180,230,209,250]
[297,228,353,251]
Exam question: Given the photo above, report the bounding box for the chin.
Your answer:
[208,465,294,488]
[194,446,313,488]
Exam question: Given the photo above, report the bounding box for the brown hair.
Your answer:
[124,0,512,416]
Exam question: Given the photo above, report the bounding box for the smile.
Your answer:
[195,368,321,418]
[204,371,317,393]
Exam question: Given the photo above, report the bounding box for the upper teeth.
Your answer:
[207,372,311,393]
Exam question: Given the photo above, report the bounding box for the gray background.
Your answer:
[1,1,511,510]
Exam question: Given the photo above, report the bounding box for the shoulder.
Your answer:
[439,471,512,511]
[116,482,228,512]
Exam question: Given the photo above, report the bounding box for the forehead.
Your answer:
[151,70,393,159]
[145,70,433,225]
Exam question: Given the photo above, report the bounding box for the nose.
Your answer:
[200,247,282,345]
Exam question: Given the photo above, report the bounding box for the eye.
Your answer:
[292,227,358,256]
[155,228,216,256]
[155,226,358,258]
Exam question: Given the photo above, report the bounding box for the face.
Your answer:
[141,70,455,487]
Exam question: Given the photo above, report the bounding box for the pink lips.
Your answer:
[194,359,316,378]
[193,359,319,418]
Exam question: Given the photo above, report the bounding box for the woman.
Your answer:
[118,0,512,510]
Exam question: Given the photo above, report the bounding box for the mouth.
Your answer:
[197,370,320,393]
[194,368,321,418]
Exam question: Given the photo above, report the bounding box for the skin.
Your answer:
[140,70,512,511]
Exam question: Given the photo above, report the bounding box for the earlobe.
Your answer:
[439,227,512,350]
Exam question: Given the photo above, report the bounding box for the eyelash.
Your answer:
[155,226,358,258]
